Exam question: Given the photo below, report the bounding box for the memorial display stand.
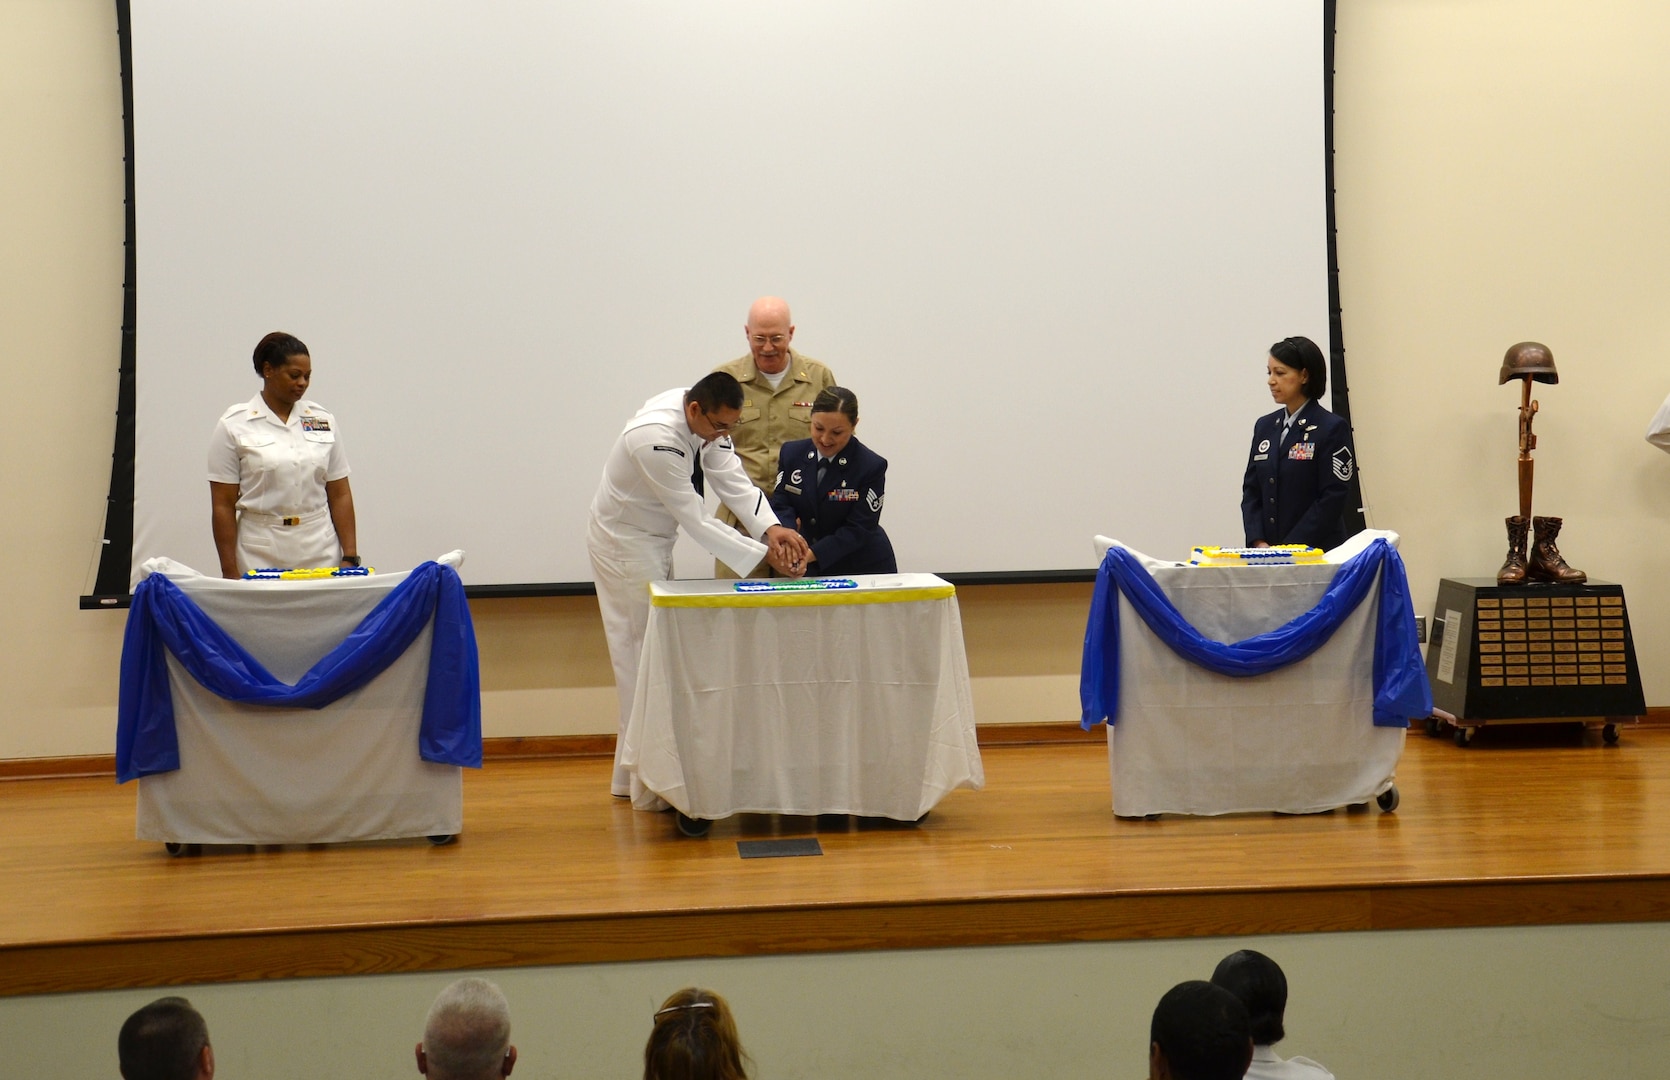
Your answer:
[1425,578,1645,745]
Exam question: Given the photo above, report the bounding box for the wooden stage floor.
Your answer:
[5,725,1670,997]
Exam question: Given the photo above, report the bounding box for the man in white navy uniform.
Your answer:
[588,372,811,797]
[208,332,358,579]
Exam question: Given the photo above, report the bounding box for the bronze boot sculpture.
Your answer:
[1497,515,1530,584]
[1528,516,1586,583]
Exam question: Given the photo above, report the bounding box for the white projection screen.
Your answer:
[127,0,1332,589]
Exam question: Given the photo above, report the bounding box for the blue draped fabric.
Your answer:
[1079,538,1431,729]
[116,561,482,783]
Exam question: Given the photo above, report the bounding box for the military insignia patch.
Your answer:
[1332,446,1355,481]
[652,444,686,457]
[866,489,883,512]
[1258,439,1271,453]
[775,470,784,489]
[1287,442,1315,461]
[790,469,803,485]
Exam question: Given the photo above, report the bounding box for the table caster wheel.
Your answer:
[1376,786,1400,813]
[1424,715,1442,738]
[1603,724,1620,745]
[427,834,456,846]
[1454,726,1472,747]
[676,813,711,838]
[164,842,185,857]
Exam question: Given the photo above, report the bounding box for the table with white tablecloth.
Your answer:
[120,553,478,845]
[621,574,984,822]
[1084,531,1423,817]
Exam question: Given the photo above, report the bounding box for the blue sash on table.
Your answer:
[1079,538,1431,729]
[116,561,482,782]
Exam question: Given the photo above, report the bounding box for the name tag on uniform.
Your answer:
[301,415,331,433]
[1287,442,1316,460]
[1253,453,1269,461]
[829,489,860,501]
[784,484,802,495]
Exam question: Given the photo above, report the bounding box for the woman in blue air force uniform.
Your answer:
[770,386,898,575]
[1240,335,1357,551]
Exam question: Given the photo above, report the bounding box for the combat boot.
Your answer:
[1528,515,1586,583]
[1496,516,1529,585]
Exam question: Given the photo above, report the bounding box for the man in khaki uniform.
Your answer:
[713,296,837,576]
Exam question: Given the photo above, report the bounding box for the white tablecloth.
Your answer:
[133,554,465,844]
[1092,531,1406,816]
[621,574,984,821]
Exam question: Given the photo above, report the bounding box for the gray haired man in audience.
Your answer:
[416,977,518,1080]
[118,996,214,1080]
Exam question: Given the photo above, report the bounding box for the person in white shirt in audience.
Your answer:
[1211,949,1335,1080]
[416,977,517,1080]
[118,996,214,1080]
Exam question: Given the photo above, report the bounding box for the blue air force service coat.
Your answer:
[1240,400,1356,550]
[771,436,898,575]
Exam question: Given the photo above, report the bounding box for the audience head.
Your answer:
[644,987,750,1080]
[1148,980,1252,1080]
[1210,949,1288,1046]
[1267,335,1327,400]
[743,296,795,376]
[252,331,309,377]
[416,977,516,1080]
[118,996,214,1080]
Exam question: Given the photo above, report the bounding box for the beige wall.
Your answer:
[1335,0,1670,696]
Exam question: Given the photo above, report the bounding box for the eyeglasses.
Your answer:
[701,411,736,435]
[749,334,787,348]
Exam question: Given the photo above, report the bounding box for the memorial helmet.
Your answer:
[1498,341,1559,384]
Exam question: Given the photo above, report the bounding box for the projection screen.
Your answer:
[124,0,1333,589]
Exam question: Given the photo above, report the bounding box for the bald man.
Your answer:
[712,296,837,576]
[416,977,517,1080]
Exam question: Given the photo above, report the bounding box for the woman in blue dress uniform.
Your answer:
[1240,336,1357,551]
[770,387,897,575]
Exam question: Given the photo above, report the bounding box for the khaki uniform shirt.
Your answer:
[712,350,836,573]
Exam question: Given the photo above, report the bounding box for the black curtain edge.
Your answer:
[84,0,138,607]
[1322,0,1367,535]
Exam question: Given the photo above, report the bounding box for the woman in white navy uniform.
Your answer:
[770,387,897,575]
[1240,335,1356,552]
[207,332,359,579]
